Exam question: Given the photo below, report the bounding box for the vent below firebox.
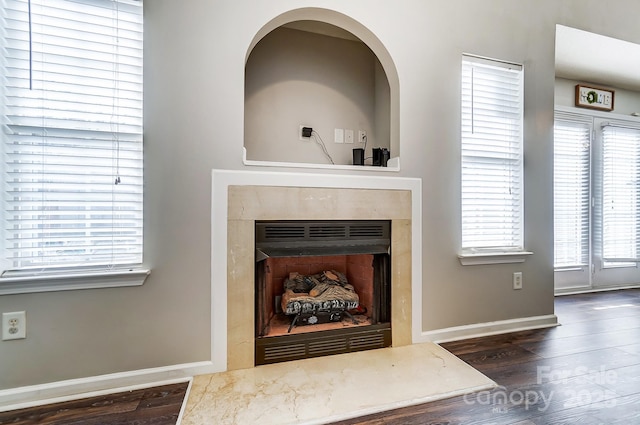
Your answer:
[256,325,391,365]
[256,220,390,260]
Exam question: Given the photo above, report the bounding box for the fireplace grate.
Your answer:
[263,225,306,239]
[263,343,307,362]
[350,333,386,349]
[256,324,391,365]
[309,225,347,238]
[308,338,347,355]
[258,220,389,243]
[349,224,385,237]
[256,220,391,259]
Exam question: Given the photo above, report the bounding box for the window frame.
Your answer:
[553,111,592,270]
[600,122,640,265]
[458,54,532,265]
[0,0,148,294]
[553,106,640,291]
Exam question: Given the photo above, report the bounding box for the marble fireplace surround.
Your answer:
[211,169,422,371]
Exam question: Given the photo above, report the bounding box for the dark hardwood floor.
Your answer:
[1,289,639,424]
[0,382,188,425]
[333,288,640,425]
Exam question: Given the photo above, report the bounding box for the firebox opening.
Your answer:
[255,220,392,365]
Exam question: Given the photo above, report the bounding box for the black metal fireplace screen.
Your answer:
[255,220,392,365]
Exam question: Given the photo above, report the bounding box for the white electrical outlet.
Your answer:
[358,130,367,144]
[513,272,523,290]
[2,311,26,340]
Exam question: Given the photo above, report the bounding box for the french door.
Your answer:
[554,110,640,293]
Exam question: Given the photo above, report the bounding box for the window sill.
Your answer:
[458,251,533,266]
[0,269,150,295]
[242,148,400,172]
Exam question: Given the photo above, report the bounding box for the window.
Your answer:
[553,111,640,292]
[601,124,640,263]
[0,0,145,292]
[553,112,591,268]
[460,55,525,259]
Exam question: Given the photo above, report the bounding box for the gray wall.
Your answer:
[555,77,640,115]
[245,26,388,165]
[2,0,640,390]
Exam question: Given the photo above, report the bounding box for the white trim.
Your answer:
[462,53,523,70]
[0,361,212,412]
[555,105,640,123]
[555,284,640,296]
[0,269,150,295]
[242,147,400,172]
[212,169,423,371]
[458,251,533,265]
[418,314,559,344]
[175,379,193,425]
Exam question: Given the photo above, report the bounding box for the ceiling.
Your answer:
[555,25,640,92]
[283,22,640,91]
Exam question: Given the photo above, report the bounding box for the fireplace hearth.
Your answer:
[255,220,392,365]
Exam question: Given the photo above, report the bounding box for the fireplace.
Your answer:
[254,220,392,365]
[213,172,421,372]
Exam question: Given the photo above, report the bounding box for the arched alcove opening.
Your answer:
[244,8,400,169]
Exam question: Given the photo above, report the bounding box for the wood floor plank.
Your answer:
[0,382,188,425]
[617,342,640,356]
[437,334,517,355]
[518,328,640,358]
[452,344,544,372]
[523,391,640,425]
[0,393,142,425]
[596,363,640,397]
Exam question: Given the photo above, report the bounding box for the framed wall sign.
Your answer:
[575,84,615,111]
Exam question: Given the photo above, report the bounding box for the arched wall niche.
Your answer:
[244,8,400,169]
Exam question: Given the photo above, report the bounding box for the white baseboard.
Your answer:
[555,284,640,296]
[0,361,217,413]
[417,314,559,344]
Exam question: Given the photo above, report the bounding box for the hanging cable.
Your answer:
[362,134,370,160]
[311,130,335,164]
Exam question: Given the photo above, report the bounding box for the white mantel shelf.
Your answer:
[242,147,401,172]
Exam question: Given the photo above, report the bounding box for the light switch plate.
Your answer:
[345,129,354,144]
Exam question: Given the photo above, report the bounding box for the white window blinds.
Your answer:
[553,113,591,268]
[461,56,524,252]
[602,124,640,262]
[0,0,143,273]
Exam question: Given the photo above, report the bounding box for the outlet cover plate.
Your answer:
[345,129,354,144]
[2,311,26,340]
[299,125,312,141]
[513,272,523,290]
[358,130,367,144]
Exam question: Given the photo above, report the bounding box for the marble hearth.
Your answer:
[211,170,422,371]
